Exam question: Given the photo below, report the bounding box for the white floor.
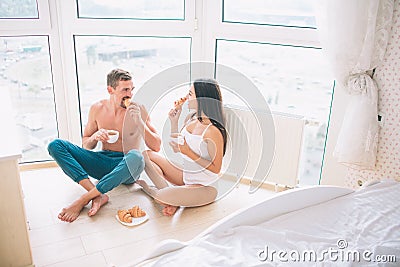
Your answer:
[20,167,277,267]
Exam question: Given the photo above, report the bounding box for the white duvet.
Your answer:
[132,180,400,267]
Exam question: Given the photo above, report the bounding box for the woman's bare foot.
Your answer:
[58,198,88,223]
[137,180,178,216]
[153,198,178,216]
[162,205,178,216]
[88,194,109,217]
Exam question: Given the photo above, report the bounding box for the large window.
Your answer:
[0,36,57,162]
[1,0,339,185]
[217,0,333,185]
[216,40,333,185]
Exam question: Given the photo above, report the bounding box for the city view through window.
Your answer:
[0,36,57,162]
[217,40,334,185]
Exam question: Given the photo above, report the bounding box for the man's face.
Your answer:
[110,79,134,108]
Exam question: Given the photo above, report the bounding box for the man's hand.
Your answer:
[93,128,109,143]
[127,102,144,128]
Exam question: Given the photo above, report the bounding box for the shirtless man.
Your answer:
[47,68,161,223]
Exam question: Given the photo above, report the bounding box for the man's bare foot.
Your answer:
[88,194,109,217]
[162,205,178,216]
[58,199,88,223]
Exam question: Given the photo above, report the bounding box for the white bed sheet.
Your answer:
[132,180,400,267]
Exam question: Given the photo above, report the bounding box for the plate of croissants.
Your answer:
[116,205,149,226]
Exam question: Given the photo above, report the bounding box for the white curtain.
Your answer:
[316,0,394,170]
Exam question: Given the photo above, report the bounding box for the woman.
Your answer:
[138,78,227,216]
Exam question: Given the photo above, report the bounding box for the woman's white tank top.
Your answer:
[181,123,219,186]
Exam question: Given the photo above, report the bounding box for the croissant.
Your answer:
[118,209,133,223]
[123,97,131,108]
[129,205,146,218]
[174,96,187,108]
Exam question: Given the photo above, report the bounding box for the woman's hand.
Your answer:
[178,140,190,155]
[169,107,182,133]
[169,133,189,155]
[168,107,182,124]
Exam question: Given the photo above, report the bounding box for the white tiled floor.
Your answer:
[20,167,276,267]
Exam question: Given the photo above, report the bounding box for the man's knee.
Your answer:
[126,150,145,173]
[47,139,67,156]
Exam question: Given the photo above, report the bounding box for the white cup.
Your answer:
[170,133,184,145]
[107,130,119,143]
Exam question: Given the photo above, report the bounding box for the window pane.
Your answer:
[0,0,38,19]
[0,36,57,162]
[223,0,316,28]
[75,36,191,133]
[216,40,333,185]
[77,0,185,20]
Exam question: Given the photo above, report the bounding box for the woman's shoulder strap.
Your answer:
[201,123,214,138]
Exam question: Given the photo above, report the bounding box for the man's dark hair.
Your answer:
[107,69,132,88]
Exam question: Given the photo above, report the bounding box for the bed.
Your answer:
[124,180,400,266]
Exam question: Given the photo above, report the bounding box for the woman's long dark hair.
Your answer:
[193,78,227,155]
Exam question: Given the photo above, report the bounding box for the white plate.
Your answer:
[115,214,149,226]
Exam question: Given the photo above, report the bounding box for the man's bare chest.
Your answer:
[96,112,125,133]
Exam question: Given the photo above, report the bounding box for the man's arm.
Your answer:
[82,104,99,150]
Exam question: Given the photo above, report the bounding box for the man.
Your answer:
[48,68,161,223]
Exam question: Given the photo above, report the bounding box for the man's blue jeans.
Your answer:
[47,139,144,194]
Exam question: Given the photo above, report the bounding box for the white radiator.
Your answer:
[222,105,305,189]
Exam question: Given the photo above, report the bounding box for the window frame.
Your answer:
[200,1,344,185]
[54,0,198,144]
[0,0,346,184]
[0,0,49,31]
